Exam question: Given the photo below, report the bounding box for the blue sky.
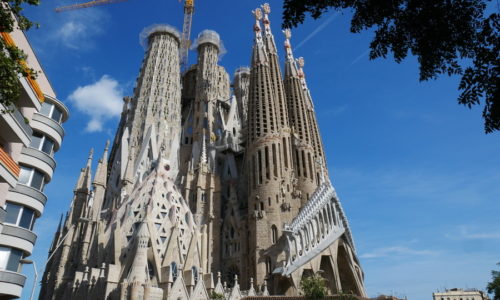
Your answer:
[19,0,500,299]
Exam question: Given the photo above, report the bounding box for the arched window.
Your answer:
[271,225,278,244]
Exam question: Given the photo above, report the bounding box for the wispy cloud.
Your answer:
[361,246,438,259]
[37,5,109,51]
[57,9,108,49]
[334,166,500,206]
[350,49,370,65]
[294,12,340,51]
[68,75,123,132]
[446,226,500,240]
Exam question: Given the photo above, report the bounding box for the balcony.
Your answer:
[7,184,47,216]
[0,147,20,187]
[0,224,37,254]
[19,147,56,181]
[0,103,33,147]
[0,270,26,299]
[30,113,65,148]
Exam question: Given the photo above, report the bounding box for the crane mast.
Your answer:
[180,0,194,72]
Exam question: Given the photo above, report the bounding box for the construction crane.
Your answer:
[55,0,195,71]
[179,0,194,72]
[54,0,129,12]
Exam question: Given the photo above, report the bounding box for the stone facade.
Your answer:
[433,289,490,300]
[40,4,366,300]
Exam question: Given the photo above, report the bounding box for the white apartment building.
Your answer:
[0,24,69,299]
[433,288,490,300]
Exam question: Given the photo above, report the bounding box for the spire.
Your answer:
[296,56,327,166]
[283,28,299,77]
[261,3,278,54]
[91,140,110,219]
[75,148,93,192]
[86,148,94,169]
[251,8,268,66]
[296,57,309,96]
[93,140,110,187]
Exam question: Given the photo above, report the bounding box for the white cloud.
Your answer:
[361,246,438,259]
[48,7,108,50]
[68,75,123,132]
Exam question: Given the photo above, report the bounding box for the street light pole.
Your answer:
[20,259,38,300]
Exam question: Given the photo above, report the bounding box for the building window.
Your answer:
[5,202,35,230]
[170,262,178,281]
[0,247,23,272]
[30,132,55,155]
[18,166,45,191]
[271,225,278,244]
[39,102,63,123]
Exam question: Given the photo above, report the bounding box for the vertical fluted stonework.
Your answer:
[283,30,319,207]
[298,58,328,174]
[128,28,182,168]
[246,7,297,289]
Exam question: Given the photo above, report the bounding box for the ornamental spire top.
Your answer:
[251,8,268,65]
[261,3,271,33]
[283,28,294,60]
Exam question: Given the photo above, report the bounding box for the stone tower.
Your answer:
[245,7,298,288]
[40,4,367,299]
[127,25,182,179]
[283,29,320,207]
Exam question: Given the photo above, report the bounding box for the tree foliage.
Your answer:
[282,0,499,133]
[300,274,327,300]
[210,291,225,300]
[488,263,500,300]
[1,0,40,110]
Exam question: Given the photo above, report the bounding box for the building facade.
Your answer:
[40,4,365,300]
[433,289,490,300]
[0,25,69,299]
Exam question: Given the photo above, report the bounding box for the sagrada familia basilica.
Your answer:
[39,4,366,299]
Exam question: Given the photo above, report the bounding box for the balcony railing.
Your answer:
[0,147,20,177]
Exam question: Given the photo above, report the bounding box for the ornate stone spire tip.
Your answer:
[252,8,262,20]
[297,57,305,68]
[283,28,291,40]
[262,3,271,14]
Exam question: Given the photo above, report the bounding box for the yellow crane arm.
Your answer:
[55,0,129,12]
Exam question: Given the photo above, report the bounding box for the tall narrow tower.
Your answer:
[283,29,320,207]
[246,8,297,287]
[182,30,230,274]
[298,57,327,171]
[127,25,182,177]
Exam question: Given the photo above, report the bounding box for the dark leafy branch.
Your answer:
[1,0,40,111]
[282,0,499,133]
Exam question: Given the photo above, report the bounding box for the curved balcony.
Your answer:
[30,113,64,148]
[0,224,37,254]
[0,270,26,299]
[19,147,56,181]
[0,103,32,147]
[7,184,47,216]
[44,95,69,123]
